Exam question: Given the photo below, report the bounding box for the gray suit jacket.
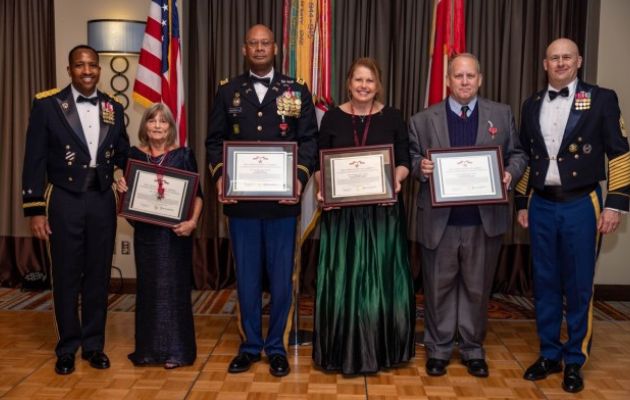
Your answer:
[409,97,528,249]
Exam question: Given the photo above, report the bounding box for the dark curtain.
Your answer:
[184,0,594,294]
[187,0,284,289]
[466,0,592,294]
[0,0,55,286]
[0,0,597,292]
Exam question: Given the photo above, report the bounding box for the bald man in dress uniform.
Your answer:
[206,25,318,377]
[516,38,630,393]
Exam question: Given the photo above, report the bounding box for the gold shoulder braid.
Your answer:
[220,78,229,86]
[106,93,123,104]
[296,77,305,85]
[35,88,61,99]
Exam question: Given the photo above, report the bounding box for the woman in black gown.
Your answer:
[117,103,202,369]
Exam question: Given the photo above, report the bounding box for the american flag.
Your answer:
[133,0,187,146]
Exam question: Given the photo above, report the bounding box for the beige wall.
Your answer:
[595,0,630,285]
[54,0,152,278]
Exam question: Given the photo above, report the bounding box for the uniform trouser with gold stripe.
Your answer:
[228,217,296,357]
[528,187,601,366]
[47,186,116,356]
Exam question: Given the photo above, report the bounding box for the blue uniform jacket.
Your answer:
[515,81,630,211]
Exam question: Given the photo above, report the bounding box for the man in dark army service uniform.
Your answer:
[206,25,317,377]
[22,45,129,375]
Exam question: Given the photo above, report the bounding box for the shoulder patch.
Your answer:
[296,77,305,85]
[220,78,229,86]
[35,88,60,100]
[105,92,123,104]
[621,116,628,138]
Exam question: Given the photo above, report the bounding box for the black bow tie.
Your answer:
[548,87,569,101]
[77,95,98,105]
[250,76,271,87]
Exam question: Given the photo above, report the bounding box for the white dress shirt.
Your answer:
[71,85,99,167]
[539,78,578,186]
[250,68,274,103]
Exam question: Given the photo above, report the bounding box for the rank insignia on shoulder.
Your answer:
[621,116,628,137]
[220,78,229,86]
[297,77,305,85]
[106,93,122,104]
[35,88,60,99]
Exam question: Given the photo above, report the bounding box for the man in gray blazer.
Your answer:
[409,53,527,378]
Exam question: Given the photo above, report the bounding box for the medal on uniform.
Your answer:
[279,115,288,136]
[101,101,115,124]
[569,143,578,153]
[575,90,591,111]
[232,92,241,107]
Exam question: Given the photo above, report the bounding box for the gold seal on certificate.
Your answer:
[222,141,298,200]
[427,146,507,207]
[118,160,199,227]
[320,144,397,207]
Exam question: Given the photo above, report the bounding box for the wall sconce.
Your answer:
[88,19,146,126]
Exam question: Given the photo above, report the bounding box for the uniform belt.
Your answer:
[83,167,100,191]
[534,184,597,202]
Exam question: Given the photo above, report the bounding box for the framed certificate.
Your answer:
[427,146,507,207]
[320,144,396,207]
[223,141,297,200]
[118,159,199,227]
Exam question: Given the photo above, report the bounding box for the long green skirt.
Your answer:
[313,203,415,375]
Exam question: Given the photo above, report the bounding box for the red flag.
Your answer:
[133,0,187,146]
[425,0,466,107]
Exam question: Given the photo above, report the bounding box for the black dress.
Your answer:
[127,146,200,366]
[313,106,416,374]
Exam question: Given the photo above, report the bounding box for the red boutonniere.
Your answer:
[487,120,498,138]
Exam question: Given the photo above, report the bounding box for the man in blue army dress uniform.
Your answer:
[516,38,630,393]
[206,24,318,377]
[22,45,129,375]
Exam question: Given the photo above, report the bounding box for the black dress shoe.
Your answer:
[227,352,261,373]
[81,351,110,369]
[55,354,75,375]
[425,358,449,376]
[562,364,584,393]
[464,359,489,377]
[269,354,290,377]
[523,357,562,380]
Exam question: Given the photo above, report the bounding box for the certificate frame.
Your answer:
[118,159,199,228]
[320,144,397,207]
[223,141,298,201]
[427,146,507,207]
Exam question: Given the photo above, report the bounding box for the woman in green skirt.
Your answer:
[313,57,416,375]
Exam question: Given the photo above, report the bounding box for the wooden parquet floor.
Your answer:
[1,310,630,399]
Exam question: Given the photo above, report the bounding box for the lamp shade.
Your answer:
[87,19,145,54]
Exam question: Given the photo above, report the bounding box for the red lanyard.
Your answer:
[351,102,374,147]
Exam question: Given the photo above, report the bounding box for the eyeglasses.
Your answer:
[547,54,577,63]
[246,40,273,48]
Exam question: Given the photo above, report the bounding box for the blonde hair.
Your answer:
[137,103,178,148]
[345,57,384,103]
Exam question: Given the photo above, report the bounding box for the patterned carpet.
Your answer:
[1,287,630,320]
